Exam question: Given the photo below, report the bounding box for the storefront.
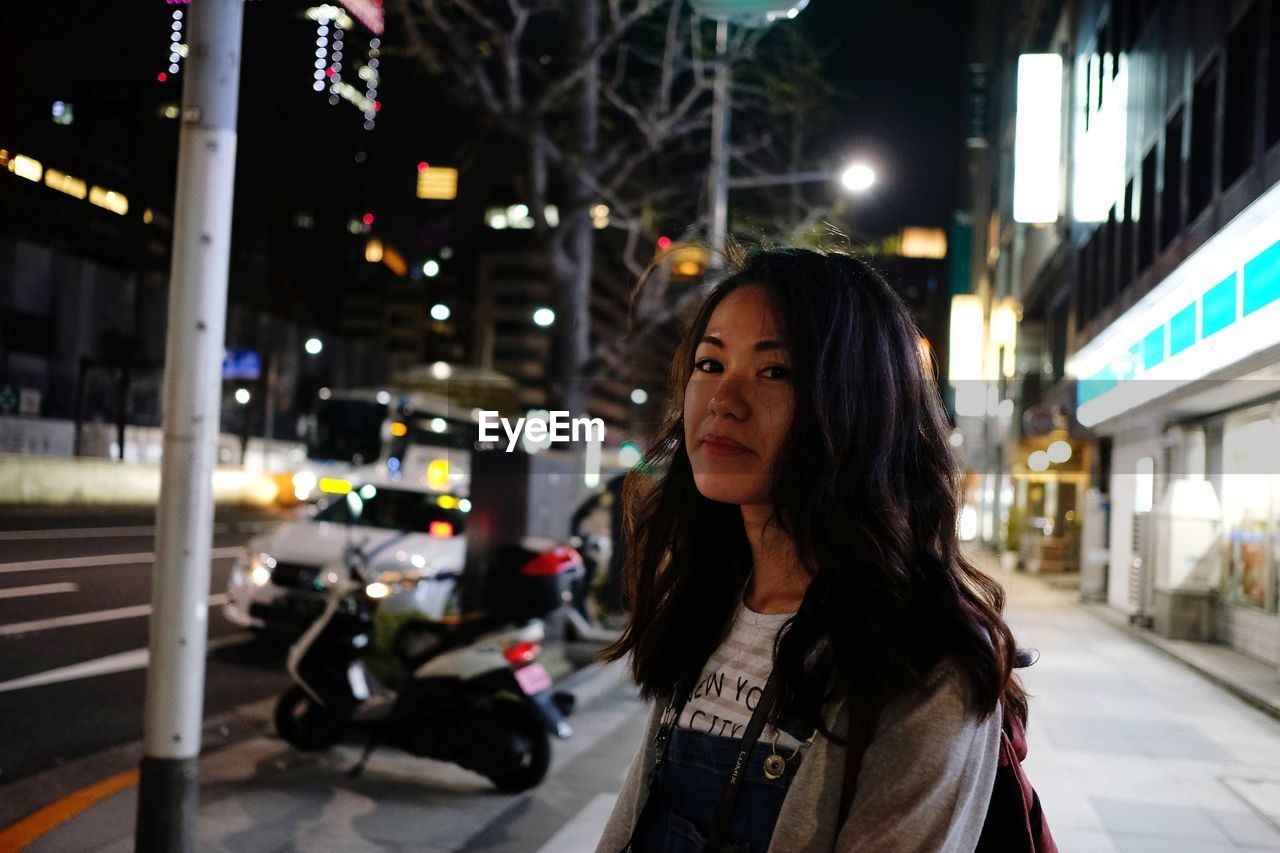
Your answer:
[1069,177,1280,663]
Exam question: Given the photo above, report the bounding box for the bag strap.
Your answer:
[703,665,785,851]
[619,683,687,853]
[837,695,882,828]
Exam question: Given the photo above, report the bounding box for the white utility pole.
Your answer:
[135,1,243,850]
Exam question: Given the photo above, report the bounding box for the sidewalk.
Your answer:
[984,550,1280,852]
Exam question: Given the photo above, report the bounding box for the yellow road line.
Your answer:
[0,768,139,852]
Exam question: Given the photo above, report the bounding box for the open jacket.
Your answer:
[595,658,1001,853]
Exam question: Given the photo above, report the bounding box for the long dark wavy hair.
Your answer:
[601,246,1029,742]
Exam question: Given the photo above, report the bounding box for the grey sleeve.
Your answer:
[833,661,1002,853]
[595,700,662,853]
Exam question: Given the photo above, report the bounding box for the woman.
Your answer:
[595,247,1028,852]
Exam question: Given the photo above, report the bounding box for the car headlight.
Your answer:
[248,552,277,586]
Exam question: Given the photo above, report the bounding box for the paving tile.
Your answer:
[1049,827,1121,852]
[1206,807,1280,850]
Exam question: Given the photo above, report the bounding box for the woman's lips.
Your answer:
[700,436,751,457]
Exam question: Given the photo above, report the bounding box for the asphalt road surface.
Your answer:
[0,505,296,787]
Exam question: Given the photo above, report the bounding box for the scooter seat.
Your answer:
[393,616,503,667]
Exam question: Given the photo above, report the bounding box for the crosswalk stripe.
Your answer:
[0,546,242,575]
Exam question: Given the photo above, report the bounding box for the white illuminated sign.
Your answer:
[1073,52,1128,223]
[1013,54,1063,224]
[1070,176,1280,427]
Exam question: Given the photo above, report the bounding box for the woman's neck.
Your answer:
[740,504,810,614]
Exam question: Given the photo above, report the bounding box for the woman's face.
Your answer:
[684,284,795,507]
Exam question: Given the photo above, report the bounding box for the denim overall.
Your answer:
[638,705,814,852]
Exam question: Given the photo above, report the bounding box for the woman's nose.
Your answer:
[708,380,748,418]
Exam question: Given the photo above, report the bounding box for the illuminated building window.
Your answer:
[89,186,128,215]
[8,154,43,182]
[416,165,458,200]
[44,168,87,199]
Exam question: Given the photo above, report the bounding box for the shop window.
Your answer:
[1139,145,1157,272]
[1223,4,1259,189]
[1188,59,1220,222]
[1160,108,1185,251]
[1221,404,1280,610]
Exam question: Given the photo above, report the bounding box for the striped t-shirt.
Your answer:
[676,598,804,750]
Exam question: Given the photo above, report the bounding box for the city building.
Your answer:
[957,0,1280,664]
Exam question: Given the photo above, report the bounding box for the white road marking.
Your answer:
[0,632,253,693]
[0,546,242,575]
[533,793,619,853]
[0,594,229,637]
[0,582,79,600]
[0,520,279,541]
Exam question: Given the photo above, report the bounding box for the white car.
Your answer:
[224,483,471,634]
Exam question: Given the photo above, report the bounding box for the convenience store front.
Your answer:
[1070,178,1280,663]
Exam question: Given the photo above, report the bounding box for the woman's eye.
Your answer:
[763,365,790,379]
[693,358,721,373]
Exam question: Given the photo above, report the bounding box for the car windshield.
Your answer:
[315,488,467,535]
[306,398,386,464]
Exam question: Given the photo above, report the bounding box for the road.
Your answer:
[0,506,294,787]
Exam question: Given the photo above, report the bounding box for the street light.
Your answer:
[304,337,323,355]
[533,307,555,327]
[422,259,440,277]
[840,163,876,193]
[689,0,810,259]
[430,303,451,321]
[234,387,251,405]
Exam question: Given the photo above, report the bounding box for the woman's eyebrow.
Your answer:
[698,334,788,352]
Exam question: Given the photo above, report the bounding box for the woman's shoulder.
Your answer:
[879,654,993,724]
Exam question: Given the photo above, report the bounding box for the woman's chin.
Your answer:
[692,474,769,506]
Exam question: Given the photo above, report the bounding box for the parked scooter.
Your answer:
[274,536,583,792]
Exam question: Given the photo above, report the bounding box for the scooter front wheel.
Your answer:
[486,697,552,793]
[274,686,347,751]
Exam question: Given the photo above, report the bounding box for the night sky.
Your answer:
[3,0,974,259]
[793,0,973,235]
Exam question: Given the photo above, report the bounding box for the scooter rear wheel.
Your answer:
[274,686,347,751]
[485,697,552,793]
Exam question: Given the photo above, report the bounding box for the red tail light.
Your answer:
[504,641,542,667]
[521,545,583,575]
[428,520,454,538]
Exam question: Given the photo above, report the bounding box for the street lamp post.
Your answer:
[690,0,811,264]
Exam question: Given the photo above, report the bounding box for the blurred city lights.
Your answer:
[840,162,876,192]
[422,259,440,277]
[631,388,649,405]
[318,387,332,400]
[619,442,642,468]
[1028,450,1051,472]
[430,361,451,379]
[1047,439,1073,464]
[234,388,251,405]
[657,236,673,250]
[376,390,391,405]
[430,304,451,321]
[430,417,447,433]
[533,307,555,327]
[304,337,323,355]
[427,459,450,490]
